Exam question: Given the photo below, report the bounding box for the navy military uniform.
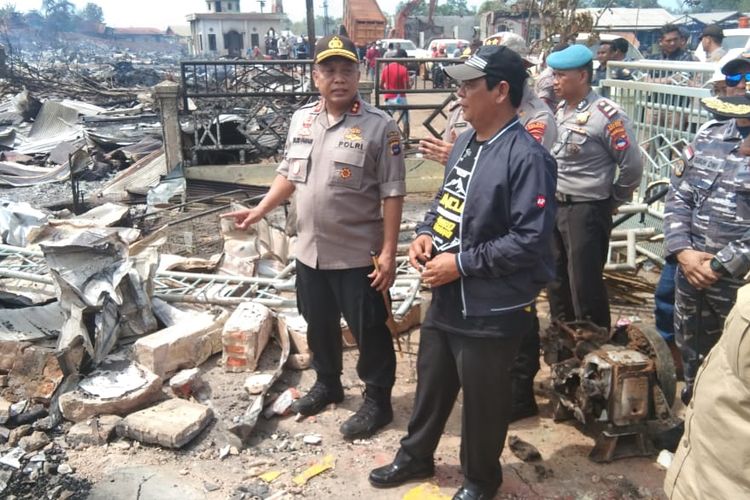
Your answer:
[546,45,643,329]
[664,118,750,390]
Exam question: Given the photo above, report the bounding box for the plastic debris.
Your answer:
[259,470,283,483]
[292,454,335,486]
[403,483,451,500]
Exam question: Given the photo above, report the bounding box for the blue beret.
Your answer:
[546,44,593,70]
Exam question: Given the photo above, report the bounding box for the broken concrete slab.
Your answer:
[134,310,227,379]
[116,399,212,448]
[222,302,273,372]
[87,465,206,500]
[66,415,122,447]
[18,430,50,452]
[6,344,64,404]
[59,356,162,422]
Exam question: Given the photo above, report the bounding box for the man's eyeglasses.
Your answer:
[725,73,750,88]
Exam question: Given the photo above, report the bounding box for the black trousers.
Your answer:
[548,200,613,329]
[399,316,530,492]
[510,314,540,403]
[295,261,396,388]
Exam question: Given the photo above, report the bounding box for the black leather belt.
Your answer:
[555,193,598,204]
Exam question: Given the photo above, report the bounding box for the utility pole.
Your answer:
[306,0,316,58]
[322,0,329,36]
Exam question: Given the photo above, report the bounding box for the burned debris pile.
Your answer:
[0,192,424,498]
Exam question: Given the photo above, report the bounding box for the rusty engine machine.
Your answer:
[541,320,678,462]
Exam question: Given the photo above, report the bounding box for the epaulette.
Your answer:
[596,99,618,119]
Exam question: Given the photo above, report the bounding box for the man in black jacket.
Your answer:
[368,45,557,500]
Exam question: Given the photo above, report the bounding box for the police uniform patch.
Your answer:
[340,167,352,179]
[614,136,630,151]
[345,127,362,141]
[607,119,630,151]
[575,112,590,125]
[536,194,546,209]
[526,121,547,143]
[388,134,401,156]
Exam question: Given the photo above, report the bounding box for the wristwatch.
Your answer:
[709,256,725,275]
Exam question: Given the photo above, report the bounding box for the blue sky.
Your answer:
[5,0,685,28]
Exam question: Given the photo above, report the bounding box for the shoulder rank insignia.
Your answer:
[349,100,361,114]
[597,100,618,119]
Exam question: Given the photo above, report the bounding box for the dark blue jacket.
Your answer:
[417,118,557,316]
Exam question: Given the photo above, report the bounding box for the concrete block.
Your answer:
[117,399,212,448]
[134,313,224,379]
[66,415,122,447]
[222,302,273,372]
[0,398,9,425]
[59,358,162,422]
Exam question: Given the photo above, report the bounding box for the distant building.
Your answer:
[110,27,168,43]
[674,11,748,50]
[187,0,284,58]
[407,15,477,47]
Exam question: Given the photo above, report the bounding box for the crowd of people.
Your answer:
[224,22,750,499]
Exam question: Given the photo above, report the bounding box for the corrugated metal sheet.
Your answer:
[689,11,742,25]
[99,150,166,198]
[581,8,677,30]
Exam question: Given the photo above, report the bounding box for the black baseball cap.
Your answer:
[700,24,724,41]
[443,45,527,82]
[314,35,358,64]
[721,52,750,75]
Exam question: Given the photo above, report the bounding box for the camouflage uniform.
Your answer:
[664,119,750,388]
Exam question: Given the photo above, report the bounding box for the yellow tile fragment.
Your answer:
[259,470,283,483]
[292,454,335,486]
[403,482,452,500]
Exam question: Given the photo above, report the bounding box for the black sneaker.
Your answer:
[340,388,393,439]
[290,381,344,416]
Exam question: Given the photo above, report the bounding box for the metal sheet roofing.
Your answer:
[580,8,677,30]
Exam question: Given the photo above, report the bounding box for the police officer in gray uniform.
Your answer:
[223,35,406,439]
[664,53,750,403]
[546,45,643,330]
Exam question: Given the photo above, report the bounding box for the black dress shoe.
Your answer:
[369,452,434,488]
[453,484,497,500]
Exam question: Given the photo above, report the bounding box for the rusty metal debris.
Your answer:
[541,320,678,462]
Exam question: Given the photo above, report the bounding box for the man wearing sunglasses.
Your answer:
[663,53,750,405]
